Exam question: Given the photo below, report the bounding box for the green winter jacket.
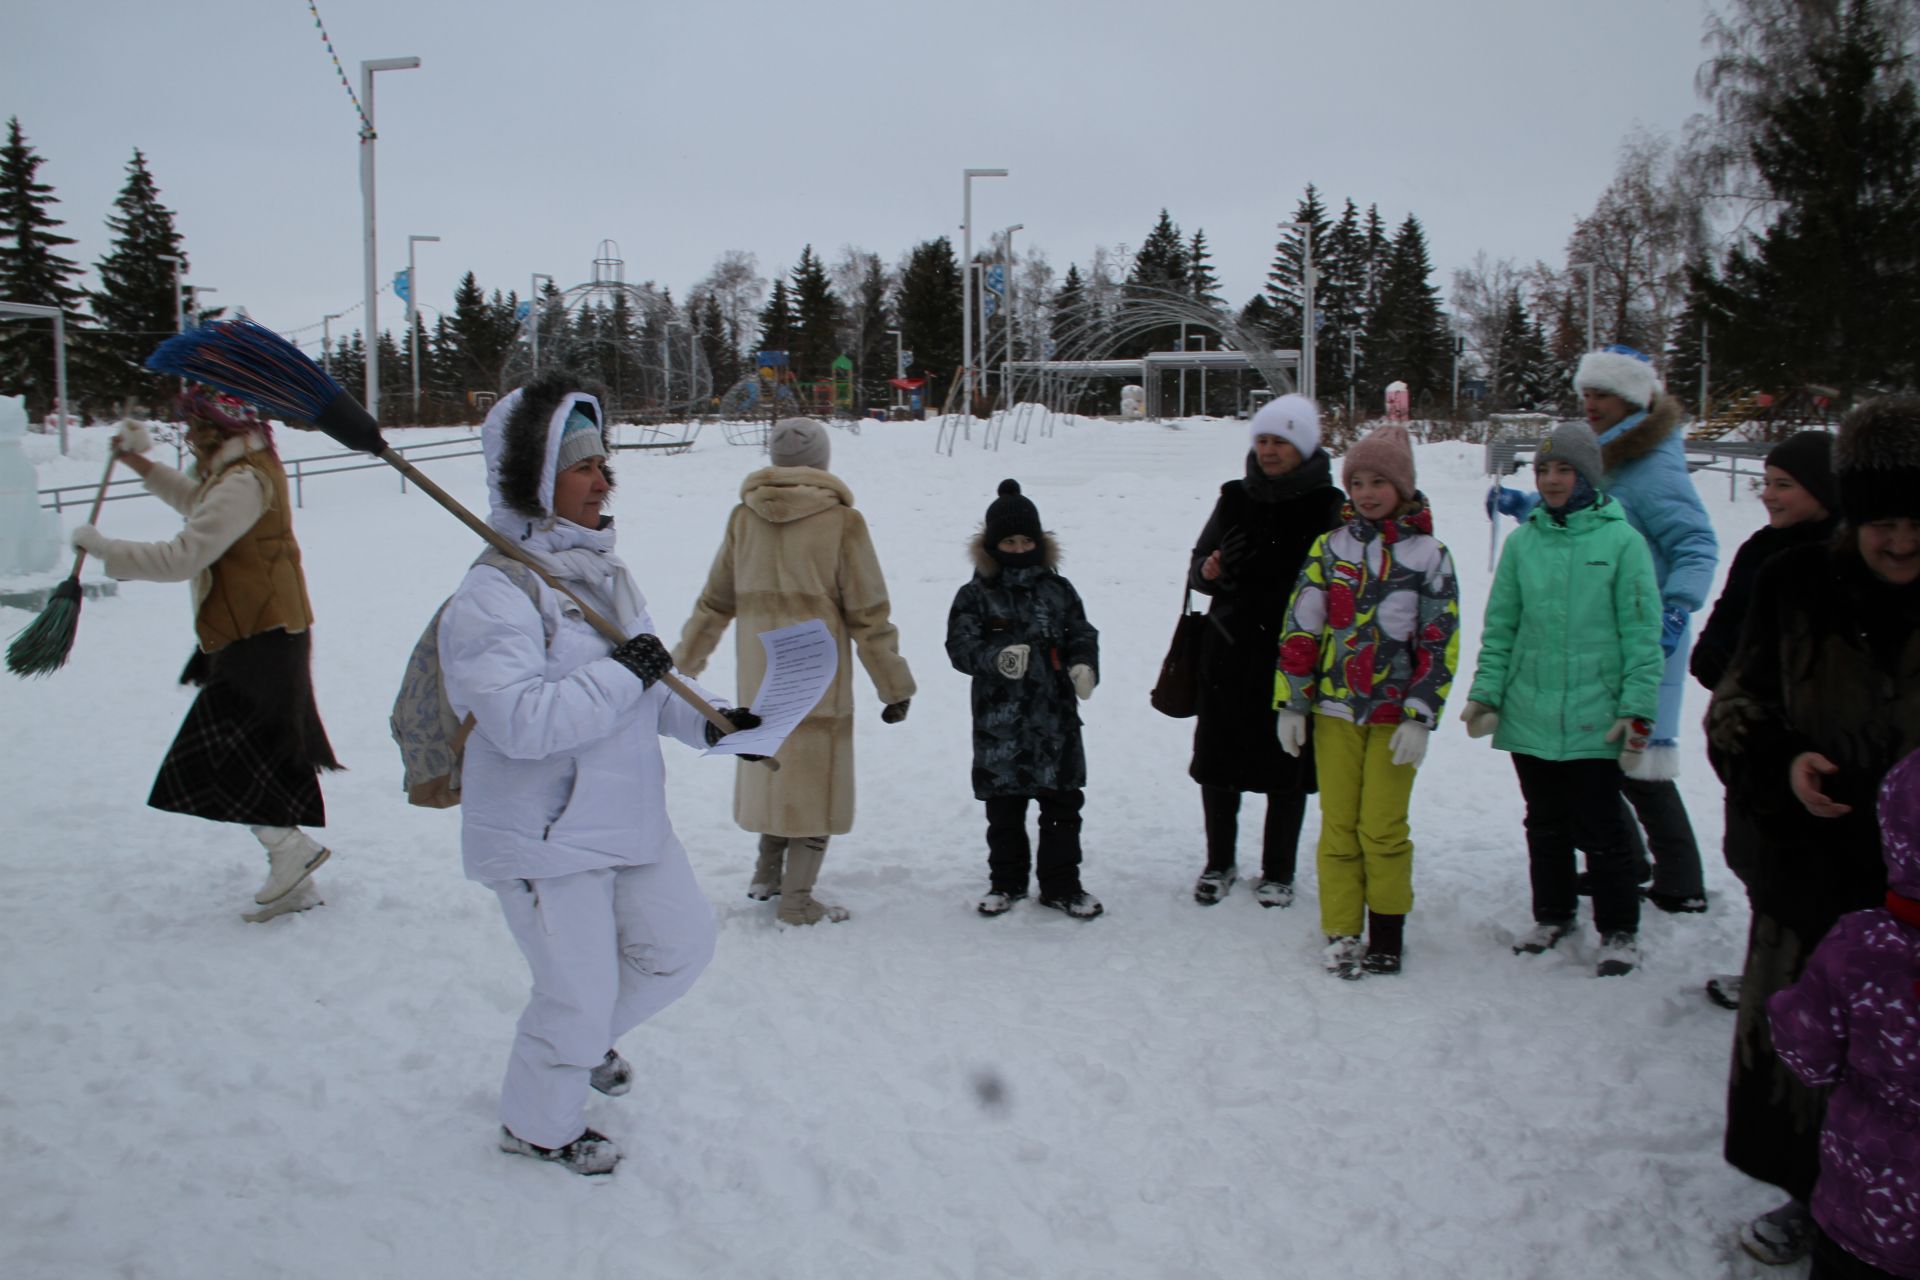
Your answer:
[1466,497,1663,762]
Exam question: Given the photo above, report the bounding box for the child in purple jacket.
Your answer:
[1770,745,1920,1280]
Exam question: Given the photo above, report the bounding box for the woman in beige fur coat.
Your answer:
[674,418,915,925]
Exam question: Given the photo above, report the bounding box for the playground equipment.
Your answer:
[512,240,713,421]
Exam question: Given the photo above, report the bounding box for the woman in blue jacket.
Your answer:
[1495,345,1718,914]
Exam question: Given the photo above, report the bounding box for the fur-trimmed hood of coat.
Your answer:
[1599,393,1684,473]
[484,372,613,525]
[741,465,852,524]
[967,528,1061,578]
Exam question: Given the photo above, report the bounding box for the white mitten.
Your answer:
[995,644,1030,680]
[1388,720,1430,768]
[1276,710,1308,757]
[1605,717,1652,774]
[111,418,153,455]
[1460,700,1500,739]
[70,524,110,557]
[1069,663,1095,700]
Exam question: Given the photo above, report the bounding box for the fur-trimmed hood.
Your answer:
[1597,393,1684,473]
[190,429,275,496]
[483,372,612,527]
[741,465,852,524]
[967,528,1061,578]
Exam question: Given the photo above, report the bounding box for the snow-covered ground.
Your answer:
[3,412,1798,1278]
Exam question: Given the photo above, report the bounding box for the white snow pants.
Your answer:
[491,854,715,1149]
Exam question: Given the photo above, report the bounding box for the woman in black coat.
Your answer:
[1185,394,1343,907]
[1705,400,1920,1265]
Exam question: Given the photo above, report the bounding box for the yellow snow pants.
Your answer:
[1313,716,1417,936]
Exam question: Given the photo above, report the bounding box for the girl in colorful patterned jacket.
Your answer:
[1275,424,1459,978]
[1768,744,1920,1280]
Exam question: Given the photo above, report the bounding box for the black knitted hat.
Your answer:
[1764,430,1838,515]
[984,478,1042,544]
[1835,398,1920,525]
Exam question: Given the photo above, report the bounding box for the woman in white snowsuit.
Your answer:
[438,375,738,1176]
[73,390,339,922]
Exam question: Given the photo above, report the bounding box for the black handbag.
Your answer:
[1149,588,1207,719]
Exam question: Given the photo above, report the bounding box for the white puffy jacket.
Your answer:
[438,385,719,884]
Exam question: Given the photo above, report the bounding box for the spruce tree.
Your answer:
[895,237,963,406]
[1120,209,1191,356]
[1317,199,1366,413]
[787,245,844,383]
[1702,0,1920,399]
[756,278,795,356]
[849,254,893,411]
[90,148,186,406]
[1050,263,1087,356]
[1263,184,1332,352]
[1365,214,1452,409]
[0,117,87,417]
[1187,229,1222,305]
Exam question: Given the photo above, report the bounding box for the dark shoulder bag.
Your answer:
[1149,587,1208,719]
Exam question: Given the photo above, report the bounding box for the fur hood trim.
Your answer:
[741,466,852,524]
[485,373,611,522]
[967,528,1061,578]
[1599,394,1684,473]
[191,429,272,484]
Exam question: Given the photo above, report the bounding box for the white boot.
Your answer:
[252,826,331,905]
[243,876,324,923]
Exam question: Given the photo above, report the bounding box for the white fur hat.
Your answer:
[1249,393,1321,458]
[1573,345,1662,409]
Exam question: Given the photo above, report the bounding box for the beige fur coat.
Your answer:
[674,466,915,836]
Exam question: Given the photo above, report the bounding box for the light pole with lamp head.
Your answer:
[360,55,422,422]
[529,273,553,375]
[1291,220,1316,402]
[1003,223,1022,405]
[321,311,345,378]
[407,234,439,421]
[156,254,186,333]
[961,168,1008,412]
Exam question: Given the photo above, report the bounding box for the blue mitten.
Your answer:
[1659,604,1689,657]
[1486,485,1531,521]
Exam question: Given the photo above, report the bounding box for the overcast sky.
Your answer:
[7,0,1712,356]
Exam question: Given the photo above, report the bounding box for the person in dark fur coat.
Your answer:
[1185,393,1343,909]
[947,480,1103,921]
[1690,430,1838,1011]
[1706,397,1920,1266]
[72,390,340,922]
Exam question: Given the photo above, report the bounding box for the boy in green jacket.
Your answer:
[1459,423,1664,977]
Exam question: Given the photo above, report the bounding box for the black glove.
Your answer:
[610,633,672,687]
[881,698,910,724]
[1219,527,1254,575]
[703,706,763,746]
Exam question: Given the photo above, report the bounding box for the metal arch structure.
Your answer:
[506,240,712,420]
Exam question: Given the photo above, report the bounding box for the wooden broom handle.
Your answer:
[377,448,776,765]
[64,454,118,579]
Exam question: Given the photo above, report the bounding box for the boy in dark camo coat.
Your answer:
[946,480,1102,921]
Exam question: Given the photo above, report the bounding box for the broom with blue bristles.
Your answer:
[5,453,118,676]
[137,318,748,747]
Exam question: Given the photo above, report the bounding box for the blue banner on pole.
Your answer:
[394,268,410,303]
[982,293,998,320]
[985,264,1006,294]
[514,301,531,322]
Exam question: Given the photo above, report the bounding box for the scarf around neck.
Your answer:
[489,509,647,636]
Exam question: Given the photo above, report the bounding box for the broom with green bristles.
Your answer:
[138,318,762,757]
[5,453,118,677]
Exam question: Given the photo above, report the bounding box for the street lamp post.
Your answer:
[887,327,905,412]
[664,317,688,415]
[322,311,345,377]
[1700,319,1711,420]
[407,234,439,422]
[529,273,553,375]
[1292,221,1317,402]
[1451,327,1463,416]
[0,302,69,453]
[1003,223,1022,408]
[156,254,186,333]
[360,55,422,422]
[961,168,1008,413]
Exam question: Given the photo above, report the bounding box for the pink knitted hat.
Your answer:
[1341,423,1416,499]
